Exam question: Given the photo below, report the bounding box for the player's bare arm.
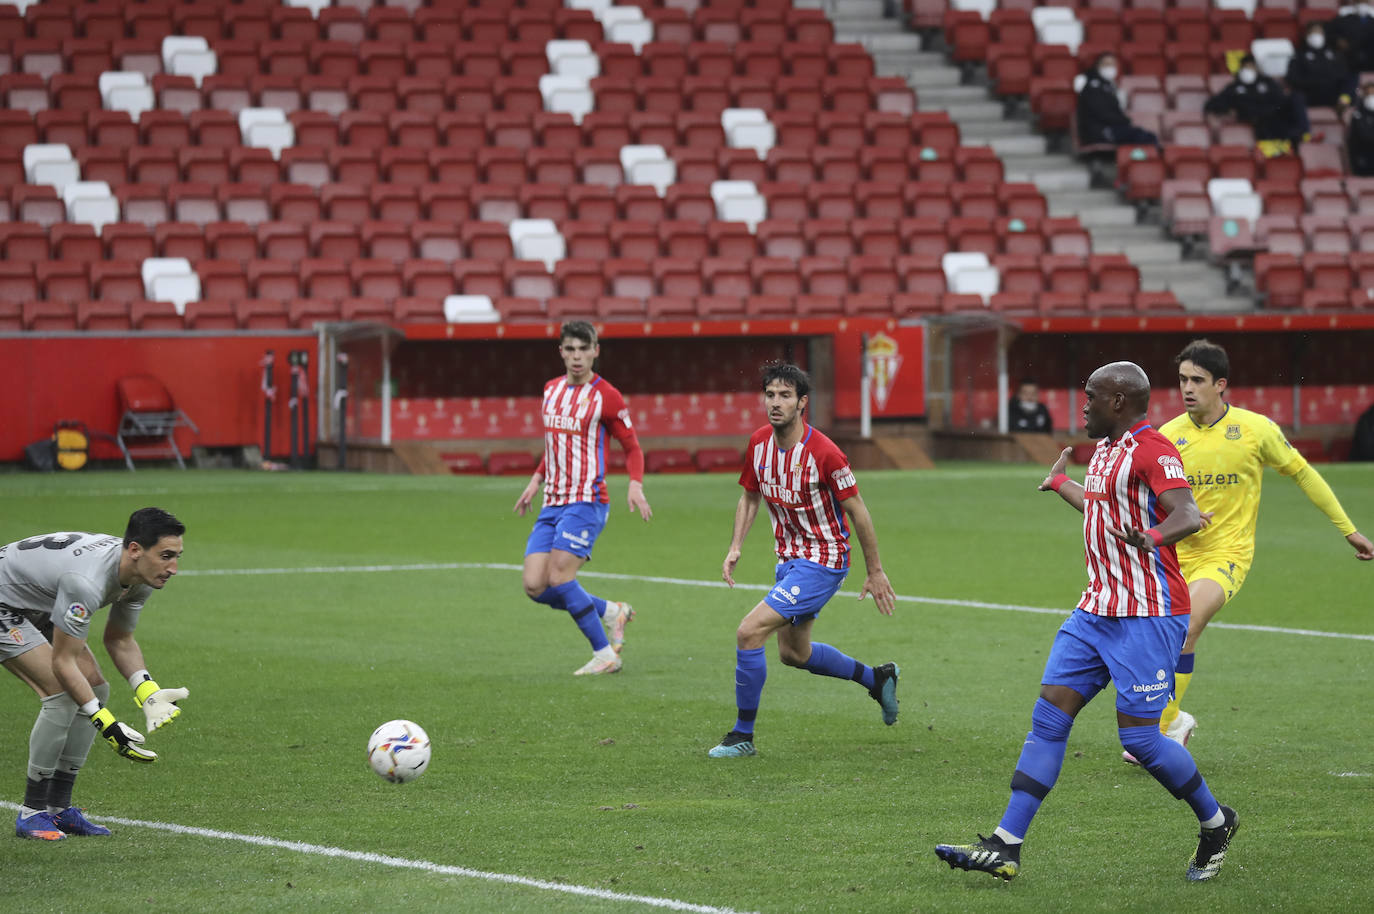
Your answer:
[722,490,762,587]
[514,471,543,516]
[1039,447,1086,513]
[1348,531,1374,561]
[50,628,99,707]
[842,494,896,616]
[102,623,149,683]
[627,479,652,521]
[1108,486,1202,552]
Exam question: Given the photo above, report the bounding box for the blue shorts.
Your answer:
[1041,609,1189,718]
[524,502,609,560]
[762,559,848,624]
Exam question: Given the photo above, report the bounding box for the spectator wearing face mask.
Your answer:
[1075,52,1161,148]
[1204,54,1310,146]
[1346,85,1374,176]
[1287,22,1356,110]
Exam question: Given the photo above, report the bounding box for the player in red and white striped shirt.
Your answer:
[937,362,1238,883]
[514,322,652,677]
[707,363,899,759]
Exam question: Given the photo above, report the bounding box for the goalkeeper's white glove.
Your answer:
[90,707,157,763]
[134,679,188,732]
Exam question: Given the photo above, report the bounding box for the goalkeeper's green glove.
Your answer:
[89,707,157,763]
[134,679,188,732]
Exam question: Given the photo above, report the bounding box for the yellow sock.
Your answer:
[1159,664,1195,733]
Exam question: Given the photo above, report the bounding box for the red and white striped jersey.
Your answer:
[538,374,643,506]
[740,423,857,570]
[1077,420,1193,618]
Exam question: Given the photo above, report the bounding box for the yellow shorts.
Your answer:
[1179,552,1250,604]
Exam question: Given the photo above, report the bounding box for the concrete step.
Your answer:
[841,32,924,53]
[957,119,1041,140]
[1003,154,1093,191]
[831,0,890,17]
[915,84,994,106]
[875,56,963,85]
[1092,236,1184,263]
[832,18,894,32]
[943,99,1007,122]
[1070,205,1140,229]
[975,134,1048,156]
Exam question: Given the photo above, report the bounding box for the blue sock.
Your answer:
[998,698,1074,840]
[1175,652,1195,675]
[1119,725,1222,823]
[548,581,610,651]
[534,587,609,618]
[733,647,767,735]
[803,642,875,690]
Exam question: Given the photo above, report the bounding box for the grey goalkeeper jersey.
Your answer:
[0,533,148,640]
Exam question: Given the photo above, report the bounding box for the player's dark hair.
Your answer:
[761,362,810,400]
[1018,377,1039,389]
[560,320,597,347]
[1175,339,1229,383]
[124,507,185,549]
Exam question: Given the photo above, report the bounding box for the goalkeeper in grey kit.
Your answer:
[1,507,189,840]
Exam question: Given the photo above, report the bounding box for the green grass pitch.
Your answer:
[1,463,1371,913]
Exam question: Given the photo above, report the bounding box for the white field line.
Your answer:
[0,801,750,913]
[177,562,1374,644]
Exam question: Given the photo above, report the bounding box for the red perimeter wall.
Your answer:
[0,334,312,462]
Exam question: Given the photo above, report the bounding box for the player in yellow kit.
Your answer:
[1124,339,1372,764]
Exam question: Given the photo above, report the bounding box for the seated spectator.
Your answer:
[1347,84,1374,176]
[1287,21,1356,110]
[1204,54,1310,148]
[1328,4,1374,74]
[1009,379,1053,434]
[1075,53,1160,149]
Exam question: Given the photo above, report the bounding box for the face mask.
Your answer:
[1239,68,1257,85]
[1019,399,1039,411]
[1099,66,1117,82]
[1364,95,1374,111]
[1308,33,1325,50]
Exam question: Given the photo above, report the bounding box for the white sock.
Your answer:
[19,806,44,819]
[992,827,1023,845]
[1200,807,1225,830]
[593,645,617,661]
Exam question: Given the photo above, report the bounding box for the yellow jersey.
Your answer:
[1159,404,1307,567]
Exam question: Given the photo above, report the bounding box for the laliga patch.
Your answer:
[65,602,91,624]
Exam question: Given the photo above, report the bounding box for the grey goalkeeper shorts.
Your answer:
[0,604,49,663]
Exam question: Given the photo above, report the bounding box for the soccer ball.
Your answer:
[367,720,431,783]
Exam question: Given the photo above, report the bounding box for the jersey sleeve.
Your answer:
[1133,436,1192,496]
[598,384,645,483]
[50,571,104,640]
[819,443,860,501]
[1258,417,1309,476]
[739,434,760,491]
[107,587,148,634]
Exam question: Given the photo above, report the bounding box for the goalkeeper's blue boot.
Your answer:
[935,834,1021,881]
[15,810,66,841]
[53,806,112,836]
[869,662,900,725]
[707,731,757,758]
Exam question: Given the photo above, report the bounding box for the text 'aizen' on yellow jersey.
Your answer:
[1160,404,1355,571]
